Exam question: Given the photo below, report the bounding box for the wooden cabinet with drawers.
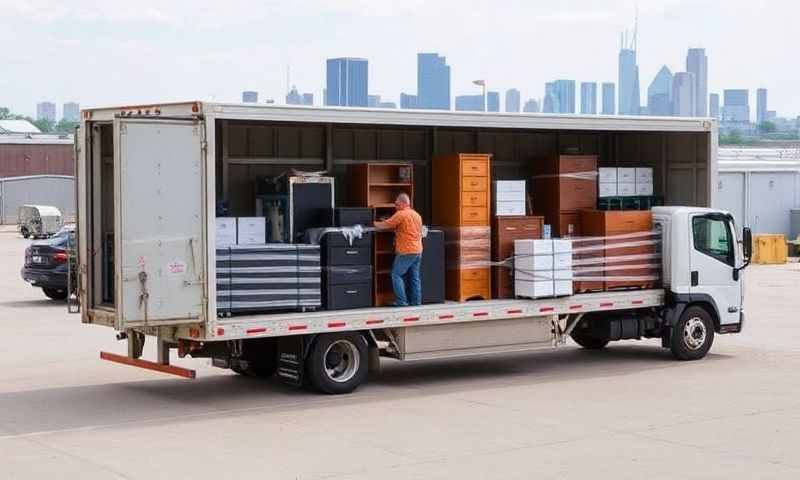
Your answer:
[579,210,658,291]
[491,216,544,298]
[433,153,492,301]
[532,155,597,236]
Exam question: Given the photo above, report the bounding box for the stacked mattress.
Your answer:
[216,244,321,315]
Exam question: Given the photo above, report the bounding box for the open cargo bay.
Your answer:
[76,102,737,392]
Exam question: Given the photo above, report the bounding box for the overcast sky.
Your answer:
[0,0,796,119]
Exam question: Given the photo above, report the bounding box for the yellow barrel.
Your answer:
[753,234,788,264]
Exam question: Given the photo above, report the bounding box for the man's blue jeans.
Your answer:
[391,254,422,306]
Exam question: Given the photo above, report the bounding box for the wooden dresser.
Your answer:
[579,210,657,291]
[432,153,492,301]
[491,216,544,298]
[532,155,597,237]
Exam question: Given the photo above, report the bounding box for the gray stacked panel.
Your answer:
[216,248,232,314]
[216,244,321,315]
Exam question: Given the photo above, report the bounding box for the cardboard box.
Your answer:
[636,183,654,196]
[553,253,573,270]
[494,180,526,193]
[514,238,553,255]
[598,167,617,183]
[618,182,636,197]
[237,217,266,245]
[599,183,618,197]
[515,279,555,298]
[636,167,653,183]
[495,201,526,216]
[554,280,573,296]
[617,168,636,183]
[552,239,573,254]
[216,217,237,247]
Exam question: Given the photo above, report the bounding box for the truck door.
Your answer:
[689,213,741,326]
[115,117,206,329]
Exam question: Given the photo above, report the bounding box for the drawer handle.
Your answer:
[505,227,518,231]
[345,290,358,295]
[345,250,359,255]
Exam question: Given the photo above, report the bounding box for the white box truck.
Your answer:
[71,102,751,394]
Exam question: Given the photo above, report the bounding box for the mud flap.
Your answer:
[276,336,305,387]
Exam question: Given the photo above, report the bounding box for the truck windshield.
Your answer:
[692,216,734,266]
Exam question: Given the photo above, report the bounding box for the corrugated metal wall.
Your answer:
[0,175,76,224]
[0,143,74,177]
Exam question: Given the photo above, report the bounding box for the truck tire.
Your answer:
[670,305,715,360]
[43,288,68,300]
[570,332,609,350]
[306,333,368,394]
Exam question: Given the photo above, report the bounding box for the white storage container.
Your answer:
[636,183,654,196]
[495,201,526,216]
[494,180,526,193]
[618,182,636,197]
[554,280,573,296]
[514,279,555,299]
[514,239,553,255]
[553,253,573,270]
[599,183,618,197]
[216,217,237,247]
[552,239,572,254]
[598,167,618,183]
[636,167,653,183]
[237,217,266,245]
[617,167,636,183]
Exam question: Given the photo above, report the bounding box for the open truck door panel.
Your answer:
[114,117,207,328]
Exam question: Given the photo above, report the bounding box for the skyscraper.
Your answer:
[522,99,540,113]
[543,82,558,113]
[36,102,56,122]
[487,91,500,112]
[686,48,708,117]
[647,66,673,116]
[756,88,768,125]
[601,82,615,115]
[326,57,368,107]
[553,80,576,113]
[454,95,483,111]
[242,91,258,103]
[286,88,313,105]
[709,93,720,119]
[505,88,521,112]
[400,93,418,109]
[62,102,80,122]
[672,72,696,117]
[618,27,641,116]
[722,89,750,123]
[417,53,450,110]
[580,82,597,114]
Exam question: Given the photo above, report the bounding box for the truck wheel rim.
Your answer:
[683,317,707,350]
[324,340,359,383]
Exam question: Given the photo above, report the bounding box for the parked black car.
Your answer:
[21,226,75,300]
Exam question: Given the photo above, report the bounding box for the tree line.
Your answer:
[0,107,78,134]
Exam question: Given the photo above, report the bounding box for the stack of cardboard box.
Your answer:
[598,167,654,198]
[513,239,573,298]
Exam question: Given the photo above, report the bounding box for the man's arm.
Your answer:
[374,211,401,231]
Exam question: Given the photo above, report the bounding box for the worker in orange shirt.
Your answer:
[374,193,423,306]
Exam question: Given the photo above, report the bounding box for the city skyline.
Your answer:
[2,1,797,119]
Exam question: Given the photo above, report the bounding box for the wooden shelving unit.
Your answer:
[348,163,414,306]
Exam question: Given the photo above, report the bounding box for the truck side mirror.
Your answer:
[742,227,753,261]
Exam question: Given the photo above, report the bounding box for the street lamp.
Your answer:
[473,79,486,112]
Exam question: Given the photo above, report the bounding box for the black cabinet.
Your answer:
[421,230,445,304]
[320,231,374,310]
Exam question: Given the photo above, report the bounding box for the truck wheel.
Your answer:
[570,332,609,350]
[670,306,715,360]
[43,288,68,300]
[306,333,368,394]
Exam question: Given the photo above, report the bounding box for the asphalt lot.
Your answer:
[1,225,799,479]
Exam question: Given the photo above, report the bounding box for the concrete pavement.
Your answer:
[1,226,799,479]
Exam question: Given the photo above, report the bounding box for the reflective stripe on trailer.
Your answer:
[201,289,666,341]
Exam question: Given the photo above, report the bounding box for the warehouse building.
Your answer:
[0,128,75,223]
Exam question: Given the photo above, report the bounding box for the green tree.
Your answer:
[758,121,777,134]
[55,118,79,134]
[31,118,55,133]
